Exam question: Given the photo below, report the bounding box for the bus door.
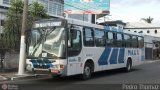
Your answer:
[67,26,83,75]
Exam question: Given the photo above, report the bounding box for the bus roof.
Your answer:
[33,18,144,37]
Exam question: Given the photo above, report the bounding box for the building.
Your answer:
[29,0,64,17]
[125,22,160,60]
[125,22,160,37]
[144,35,160,60]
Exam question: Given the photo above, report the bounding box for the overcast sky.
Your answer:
[109,0,160,24]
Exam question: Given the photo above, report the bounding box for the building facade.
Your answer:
[125,22,160,37]
[29,0,64,17]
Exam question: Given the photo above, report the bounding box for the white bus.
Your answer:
[26,18,145,80]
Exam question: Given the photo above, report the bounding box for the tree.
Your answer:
[141,16,154,24]
[2,0,48,50]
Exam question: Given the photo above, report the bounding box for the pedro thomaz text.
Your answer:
[122,84,159,90]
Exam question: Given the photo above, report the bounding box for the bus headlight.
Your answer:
[51,64,65,69]
[26,64,32,71]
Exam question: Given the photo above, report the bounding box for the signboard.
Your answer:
[64,0,110,14]
[34,21,62,28]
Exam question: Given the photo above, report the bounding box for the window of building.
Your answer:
[124,34,132,47]
[155,30,157,34]
[132,36,138,48]
[3,0,10,4]
[117,33,123,47]
[83,27,94,47]
[95,29,105,47]
[47,1,63,16]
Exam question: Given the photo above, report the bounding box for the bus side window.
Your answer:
[83,27,94,47]
[132,36,138,48]
[124,34,132,48]
[95,29,105,47]
[138,36,144,48]
[106,32,114,47]
[117,33,123,47]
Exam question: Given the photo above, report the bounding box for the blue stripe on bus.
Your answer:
[98,48,111,65]
[118,48,125,63]
[109,48,118,64]
[43,58,53,67]
[30,59,39,68]
[30,58,53,68]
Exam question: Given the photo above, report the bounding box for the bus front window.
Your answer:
[27,27,66,59]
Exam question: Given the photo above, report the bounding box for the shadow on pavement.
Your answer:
[37,68,142,83]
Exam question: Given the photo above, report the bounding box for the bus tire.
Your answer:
[124,59,132,72]
[81,62,92,80]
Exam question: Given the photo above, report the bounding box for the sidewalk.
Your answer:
[0,71,18,81]
[143,59,160,64]
[0,70,50,82]
[0,75,7,81]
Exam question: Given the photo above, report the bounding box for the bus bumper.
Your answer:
[33,68,51,74]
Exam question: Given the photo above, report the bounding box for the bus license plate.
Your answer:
[51,69,59,73]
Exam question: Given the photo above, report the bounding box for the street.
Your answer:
[0,61,160,90]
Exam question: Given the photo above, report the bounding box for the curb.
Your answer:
[11,74,50,81]
[144,60,160,64]
[0,76,8,81]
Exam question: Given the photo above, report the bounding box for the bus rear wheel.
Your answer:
[81,63,92,80]
[124,59,132,72]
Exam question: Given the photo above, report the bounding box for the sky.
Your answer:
[108,0,160,24]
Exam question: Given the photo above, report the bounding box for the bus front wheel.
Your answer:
[81,63,92,80]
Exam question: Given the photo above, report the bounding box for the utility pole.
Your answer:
[18,0,28,75]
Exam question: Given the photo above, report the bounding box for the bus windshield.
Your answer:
[27,26,66,59]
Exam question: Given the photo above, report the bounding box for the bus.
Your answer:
[26,18,145,80]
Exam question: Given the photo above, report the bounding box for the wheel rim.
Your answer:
[84,66,90,77]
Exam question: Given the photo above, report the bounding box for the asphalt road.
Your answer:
[1,60,160,90]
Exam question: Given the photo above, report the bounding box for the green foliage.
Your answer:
[29,2,49,19]
[1,0,48,50]
[141,16,154,24]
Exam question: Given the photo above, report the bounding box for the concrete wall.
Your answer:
[3,52,19,69]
